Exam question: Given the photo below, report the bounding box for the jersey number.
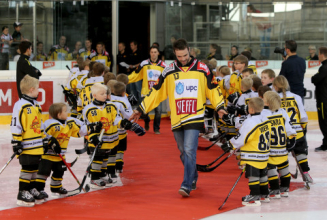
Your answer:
[270,126,286,146]
[27,108,32,114]
[258,131,270,151]
[91,110,97,116]
[11,117,17,126]
[287,107,297,123]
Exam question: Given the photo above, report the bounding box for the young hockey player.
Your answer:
[273,75,313,183]
[11,75,47,207]
[221,97,271,206]
[229,55,248,95]
[261,69,275,89]
[35,103,88,198]
[241,68,254,78]
[250,75,262,93]
[261,91,297,199]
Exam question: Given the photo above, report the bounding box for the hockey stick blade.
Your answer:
[197,152,233,172]
[198,133,226,151]
[75,145,88,154]
[67,155,80,168]
[196,151,227,169]
[291,168,298,179]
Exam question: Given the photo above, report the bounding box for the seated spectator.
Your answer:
[244,47,257,60]
[226,45,239,60]
[35,42,47,61]
[190,47,201,58]
[306,45,318,61]
[207,44,223,60]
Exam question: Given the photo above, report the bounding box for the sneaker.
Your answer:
[30,188,45,204]
[51,187,68,198]
[269,189,281,199]
[154,130,160,135]
[260,194,270,203]
[39,191,49,199]
[303,172,313,183]
[315,146,327,152]
[178,187,190,197]
[280,187,289,197]
[90,179,106,189]
[242,195,261,206]
[145,121,149,131]
[192,180,197,191]
[109,174,118,183]
[100,176,113,186]
[17,190,35,207]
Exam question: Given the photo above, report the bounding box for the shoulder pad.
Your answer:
[79,48,85,54]
[140,60,149,67]
[162,63,175,77]
[196,61,210,75]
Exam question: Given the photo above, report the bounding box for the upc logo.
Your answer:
[43,61,55,69]
[256,61,268,68]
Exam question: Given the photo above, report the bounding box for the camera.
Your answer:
[274,47,286,57]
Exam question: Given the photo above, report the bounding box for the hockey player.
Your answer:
[49,36,70,60]
[35,103,88,198]
[128,46,167,133]
[241,50,258,75]
[273,75,313,183]
[79,38,95,60]
[88,42,112,71]
[261,69,275,89]
[229,55,248,95]
[221,97,271,206]
[241,68,254,78]
[11,75,47,207]
[262,91,297,199]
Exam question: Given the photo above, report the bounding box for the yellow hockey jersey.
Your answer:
[10,97,46,155]
[230,114,271,169]
[66,70,89,94]
[79,48,95,61]
[77,76,104,112]
[248,61,258,75]
[42,117,87,161]
[128,59,166,96]
[88,51,111,69]
[137,58,224,131]
[49,45,69,61]
[229,71,242,95]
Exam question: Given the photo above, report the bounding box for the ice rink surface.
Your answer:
[0,120,326,220]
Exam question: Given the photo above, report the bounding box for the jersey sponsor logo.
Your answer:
[228,61,233,68]
[30,116,41,134]
[95,59,106,65]
[175,82,184,95]
[162,64,175,77]
[43,61,55,69]
[175,98,197,115]
[148,81,157,89]
[308,61,321,68]
[256,61,268,68]
[174,79,199,98]
[100,117,111,131]
[57,132,69,144]
[197,62,210,75]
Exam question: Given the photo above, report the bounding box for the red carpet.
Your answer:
[0,119,305,220]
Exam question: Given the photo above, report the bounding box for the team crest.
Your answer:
[56,133,69,144]
[30,116,41,134]
[175,82,184,95]
[100,117,111,131]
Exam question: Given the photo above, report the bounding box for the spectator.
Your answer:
[244,47,257,60]
[79,38,95,60]
[226,45,239,60]
[67,41,82,60]
[88,42,112,70]
[163,35,177,61]
[279,40,306,100]
[1,26,13,70]
[207,44,223,60]
[16,41,42,98]
[13,46,21,62]
[12,22,24,48]
[306,45,319,61]
[152,42,164,60]
[35,42,48,61]
[241,50,258,74]
[311,46,327,152]
[49,35,70,60]
[190,47,201,58]
[117,42,128,74]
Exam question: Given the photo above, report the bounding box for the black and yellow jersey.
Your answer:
[230,114,271,169]
[88,51,111,69]
[49,45,69,61]
[248,61,257,75]
[237,90,258,106]
[42,117,87,162]
[10,97,46,155]
[68,66,80,80]
[79,48,95,61]
[137,58,224,131]
[77,76,104,112]
[261,108,296,165]
[66,70,89,94]
[128,59,167,96]
[83,102,121,149]
[35,52,47,61]
[229,71,242,95]
[277,91,308,140]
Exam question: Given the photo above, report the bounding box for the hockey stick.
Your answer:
[66,65,70,71]
[75,142,88,155]
[198,133,226,151]
[218,166,246,210]
[291,151,310,190]
[196,151,227,169]
[197,152,234,172]
[67,129,105,196]
[291,168,298,179]
[0,152,17,175]
[58,154,86,193]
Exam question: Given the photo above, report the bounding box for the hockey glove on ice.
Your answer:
[227,92,240,106]
[130,123,146,136]
[121,119,132,130]
[11,140,23,155]
[286,137,296,152]
[88,122,103,134]
[221,141,233,153]
[49,137,61,154]
[222,114,236,126]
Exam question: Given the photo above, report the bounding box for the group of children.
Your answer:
[10,59,145,207]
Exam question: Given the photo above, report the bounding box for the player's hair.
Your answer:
[242,68,254,75]
[220,66,231,76]
[19,41,32,54]
[104,66,110,73]
[116,74,129,85]
[209,58,217,69]
[241,77,253,91]
[107,80,118,94]
[20,75,39,95]
[118,41,125,47]
[261,69,276,79]
[114,82,126,96]
[149,46,159,53]
[106,85,111,96]
[2,26,8,31]
[130,40,138,46]
[92,62,105,76]
[233,55,248,67]
[264,91,281,112]
[248,97,264,113]
[76,56,84,65]
[104,72,116,85]
[251,76,262,91]
[49,103,67,119]
[79,59,90,71]
[91,83,107,96]
[86,38,92,43]
[257,85,272,98]
[37,41,43,47]
[241,51,252,60]
[273,75,290,103]
[319,46,327,57]
[173,38,189,51]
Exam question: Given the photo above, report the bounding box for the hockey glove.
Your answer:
[87,122,103,134]
[227,92,240,106]
[89,135,100,147]
[42,138,49,154]
[127,94,138,106]
[121,119,132,130]
[286,137,296,152]
[222,114,236,126]
[130,123,146,136]
[11,140,23,155]
[227,105,238,116]
[236,105,248,115]
[49,137,61,154]
[63,89,77,109]
[221,141,233,153]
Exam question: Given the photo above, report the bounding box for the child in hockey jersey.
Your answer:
[229,55,248,95]
[261,91,297,200]
[241,68,254,78]
[10,75,47,207]
[250,75,262,93]
[261,69,275,89]
[273,75,313,183]
[221,97,271,206]
[35,103,88,198]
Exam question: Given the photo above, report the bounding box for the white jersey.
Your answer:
[236,90,258,106]
[111,95,133,137]
[68,66,80,79]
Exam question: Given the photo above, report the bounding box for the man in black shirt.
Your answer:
[312,46,327,151]
[306,45,319,61]
[117,42,128,74]
[16,41,42,98]
[128,40,143,102]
